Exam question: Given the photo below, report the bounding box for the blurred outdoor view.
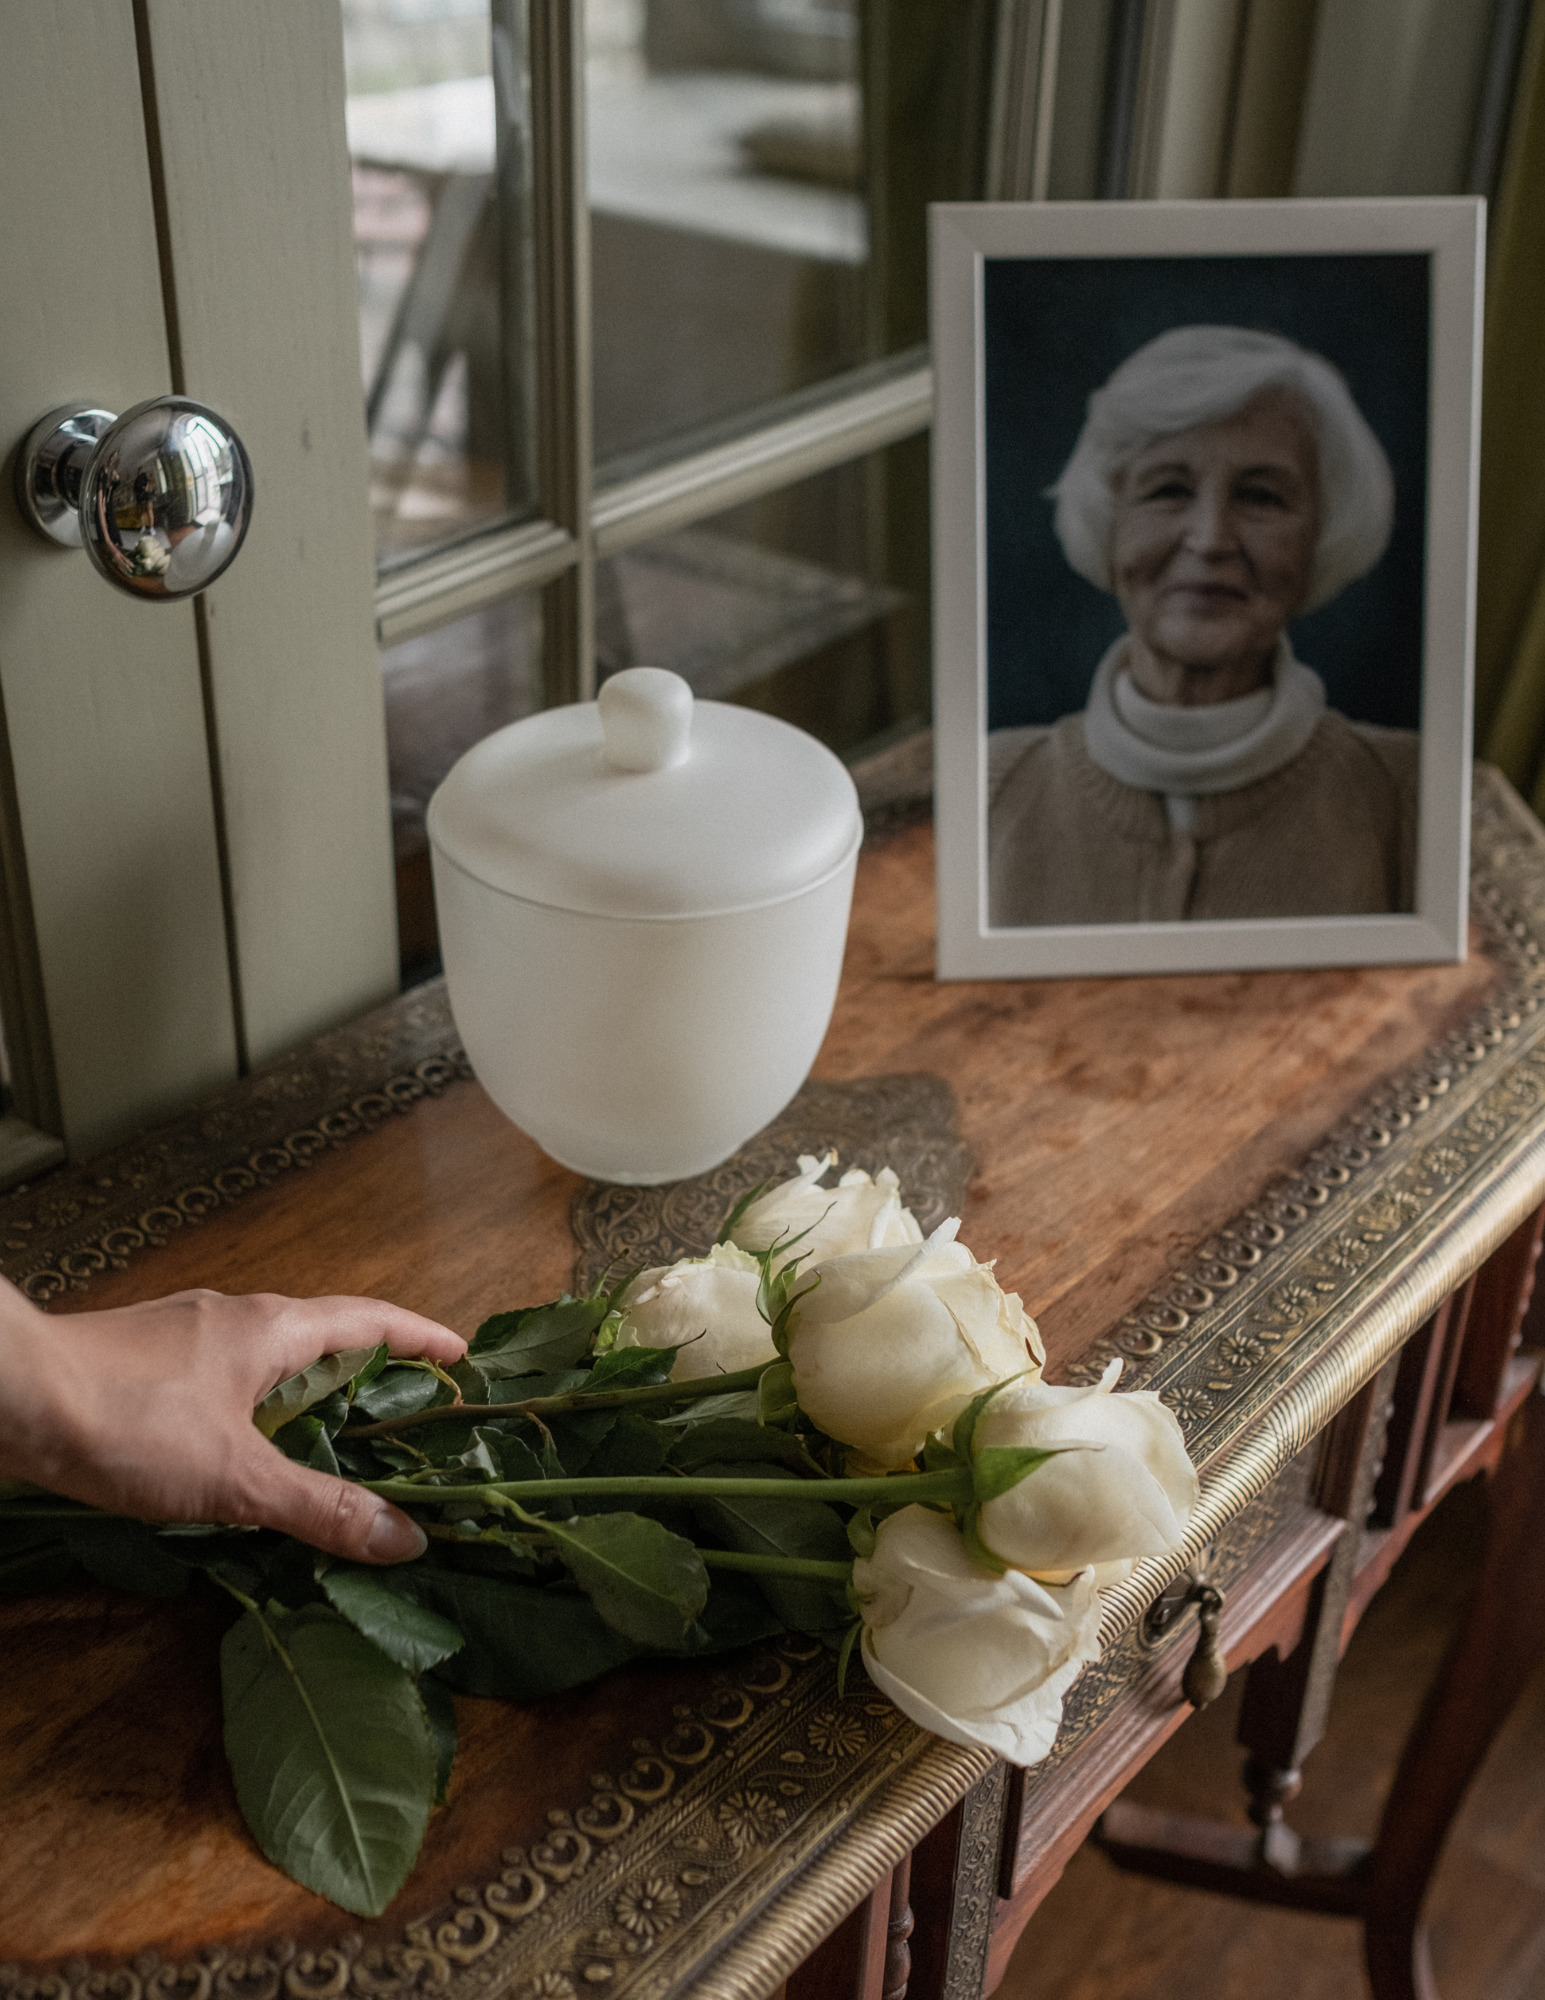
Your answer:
[343,0,930,976]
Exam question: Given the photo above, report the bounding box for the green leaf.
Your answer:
[584,1412,669,1478]
[668,1418,809,1472]
[350,1343,391,1396]
[714,1178,770,1245]
[664,1388,762,1426]
[273,1412,341,1476]
[351,1366,442,1423]
[402,1569,640,1698]
[418,1672,458,1805]
[533,1511,708,1650]
[922,1430,962,1473]
[333,1434,395,1481]
[948,1373,1031,1461]
[448,1428,503,1481]
[468,1296,607,1378]
[972,1444,1072,1502]
[63,1517,189,1598]
[320,1565,464,1672]
[579,1345,676,1393]
[959,1505,1008,1576]
[693,1467,851,1636]
[447,1361,492,1406]
[757,1358,798,1427]
[253,1349,377,1439]
[491,1431,548,1482]
[220,1602,436,1917]
[836,1617,862,1694]
[545,1407,620,1475]
[694,1570,785,1652]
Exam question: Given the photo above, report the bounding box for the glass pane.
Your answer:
[587,0,993,475]
[596,438,927,756]
[344,0,538,568]
[385,592,542,979]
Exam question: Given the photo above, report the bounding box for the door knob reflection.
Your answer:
[15,396,253,600]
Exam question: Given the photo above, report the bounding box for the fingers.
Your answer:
[259,1294,467,1385]
[237,1445,429,1564]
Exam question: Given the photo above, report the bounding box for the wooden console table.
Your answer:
[4,768,1545,2000]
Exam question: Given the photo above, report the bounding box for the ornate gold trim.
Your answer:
[0,986,467,1302]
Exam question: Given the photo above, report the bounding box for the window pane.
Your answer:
[588,0,993,475]
[384,592,542,979]
[597,438,927,756]
[344,0,539,568]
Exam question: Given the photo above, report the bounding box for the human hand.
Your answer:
[0,1282,466,1563]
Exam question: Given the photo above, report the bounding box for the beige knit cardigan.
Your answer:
[987,711,1419,927]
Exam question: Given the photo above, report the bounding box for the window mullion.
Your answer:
[527,0,595,705]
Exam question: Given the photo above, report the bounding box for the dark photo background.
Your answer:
[983,254,1429,734]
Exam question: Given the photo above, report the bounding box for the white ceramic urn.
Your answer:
[427,667,863,1184]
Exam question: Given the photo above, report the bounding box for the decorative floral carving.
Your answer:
[612,1877,682,1939]
[716,1788,791,1852]
[1252,1282,1321,1329]
[1316,1235,1373,1273]
[807,1709,868,1760]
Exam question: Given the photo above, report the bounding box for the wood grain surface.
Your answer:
[0,822,1502,1967]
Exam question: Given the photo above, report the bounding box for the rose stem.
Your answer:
[342,1361,773,1439]
[363,1468,971,1509]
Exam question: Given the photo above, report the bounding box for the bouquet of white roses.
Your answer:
[0,1153,1195,1919]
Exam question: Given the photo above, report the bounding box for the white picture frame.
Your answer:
[931,198,1483,981]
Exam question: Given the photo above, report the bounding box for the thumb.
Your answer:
[236,1446,428,1565]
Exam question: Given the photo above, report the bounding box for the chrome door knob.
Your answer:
[15,396,253,599]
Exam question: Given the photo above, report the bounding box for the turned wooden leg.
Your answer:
[886,1854,915,2000]
[1233,1359,1400,1868]
[786,1858,915,2000]
[1361,1385,1545,2000]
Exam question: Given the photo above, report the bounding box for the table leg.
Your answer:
[907,1764,1009,1999]
[787,1861,905,2000]
[1361,1381,1545,2000]
[1090,1208,1545,1994]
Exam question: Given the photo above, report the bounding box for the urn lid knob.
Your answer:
[598,667,693,773]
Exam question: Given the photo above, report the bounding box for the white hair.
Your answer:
[1050,325,1395,613]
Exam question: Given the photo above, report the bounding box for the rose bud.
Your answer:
[854,1505,1101,1766]
[973,1361,1198,1583]
[728,1152,923,1265]
[787,1220,1043,1469]
[613,1243,775,1381]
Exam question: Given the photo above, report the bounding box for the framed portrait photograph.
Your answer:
[931,199,1483,980]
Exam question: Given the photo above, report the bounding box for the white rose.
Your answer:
[613,1243,776,1381]
[729,1152,923,1264]
[974,1361,1198,1584]
[854,1506,1101,1767]
[786,1219,1044,1469]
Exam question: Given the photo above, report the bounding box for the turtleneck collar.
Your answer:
[1083,635,1326,804]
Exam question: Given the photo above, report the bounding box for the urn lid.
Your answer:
[427,667,863,919]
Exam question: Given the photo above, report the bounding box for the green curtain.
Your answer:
[1477,0,1545,808]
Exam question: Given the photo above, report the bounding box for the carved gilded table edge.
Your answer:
[0,982,469,1300]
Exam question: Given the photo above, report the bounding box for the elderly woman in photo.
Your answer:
[988,326,1418,927]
